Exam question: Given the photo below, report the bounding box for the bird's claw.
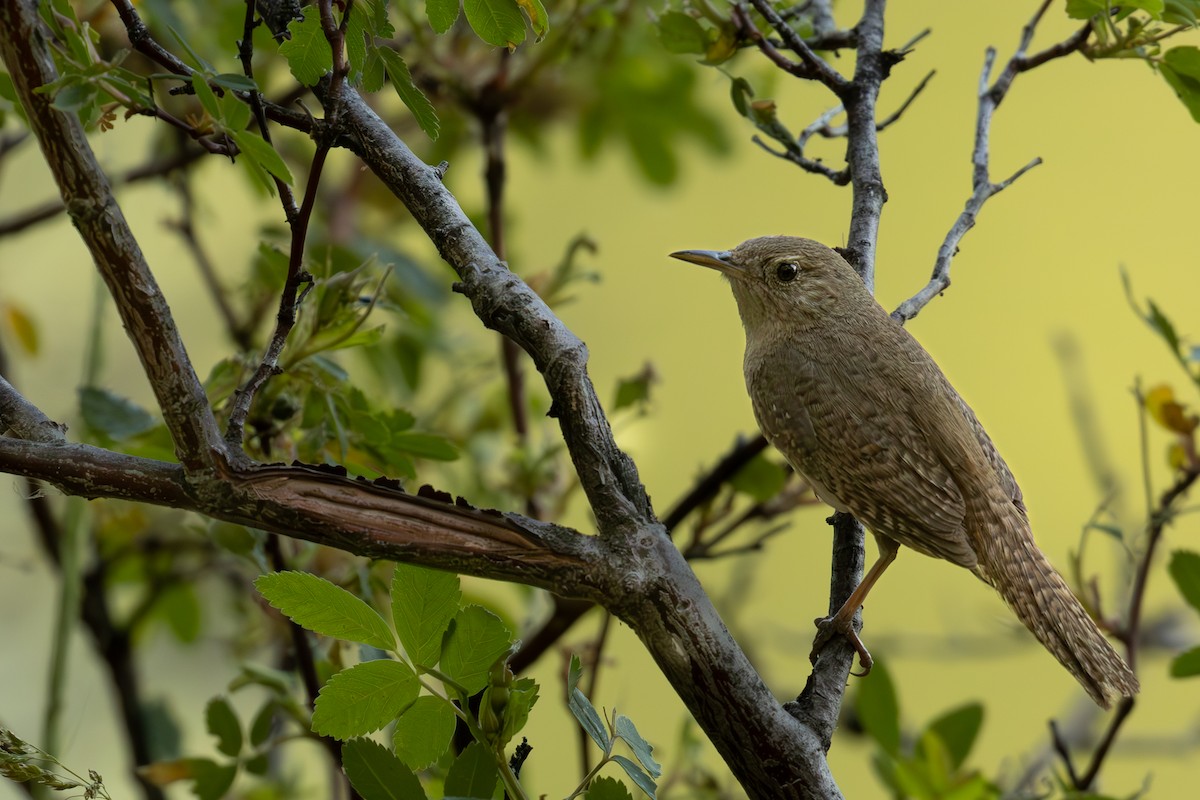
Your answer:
[810,615,874,677]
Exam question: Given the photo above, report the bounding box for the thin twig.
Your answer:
[745,0,850,94]
[226,0,353,445]
[891,1,1091,323]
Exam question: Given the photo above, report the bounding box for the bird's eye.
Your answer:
[775,262,799,283]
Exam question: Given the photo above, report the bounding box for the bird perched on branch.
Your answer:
[671,236,1138,708]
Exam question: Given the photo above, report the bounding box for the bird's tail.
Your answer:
[973,506,1139,709]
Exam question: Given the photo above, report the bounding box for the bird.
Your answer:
[670,235,1139,708]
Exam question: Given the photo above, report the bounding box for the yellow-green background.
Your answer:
[2,2,1199,797]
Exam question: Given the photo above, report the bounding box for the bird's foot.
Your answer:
[810,615,873,677]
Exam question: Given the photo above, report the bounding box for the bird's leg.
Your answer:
[810,535,899,677]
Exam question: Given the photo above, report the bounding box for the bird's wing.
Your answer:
[751,334,979,568]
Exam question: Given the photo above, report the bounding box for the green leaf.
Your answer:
[856,658,901,755]
[586,776,635,800]
[249,701,276,748]
[79,386,158,440]
[312,659,420,739]
[923,702,983,771]
[255,571,396,650]
[613,364,656,412]
[658,11,707,55]
[190,72,220,119]
[1065,0,1106,19]
[514,0,549,41]
[205,697,243,757]
[614,714,661,778]
[211,73,257,92]
[220,90,252,132]
[155,582,201,643]
[280,13,332,86]
[729,453,788,502]
[1170,644,1200,677]
[1168,550,1200,613]
[1166,0,1200,26]
[463,0,526,49]
[443,742,497,799]
[612,755,657,799]
[427,0,461,33]
[391,431,458,460]
[1161,46,1200,122]
[231,129,294,186]
[345,4,369,85]
[498,676,539,748]
[391,563,461,667]
[187,759,238,800]
[392,696,456,770]
[376,48,440,140]
[440,606,513,694]
[342,737,428,800]
[568,654,609,751]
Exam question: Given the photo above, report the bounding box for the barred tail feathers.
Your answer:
[973,507,1139,709]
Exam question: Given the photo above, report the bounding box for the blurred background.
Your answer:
[2,1,1199,798]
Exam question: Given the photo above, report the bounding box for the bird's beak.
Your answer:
[669,249,743,277]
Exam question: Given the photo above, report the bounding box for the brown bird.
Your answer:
[671,236,1139,708]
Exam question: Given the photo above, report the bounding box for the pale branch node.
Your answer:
[892,0,1091,323]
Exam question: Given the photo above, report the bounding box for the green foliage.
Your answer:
[392,562,462,667]
[441,605,514,694]
[856,660,996,800]
[313,659,422,739]
[255,571,398,650]
[1168,550,1200,677]
[565,655,661,799]
[729,452,789,502]
[343,737,427,800]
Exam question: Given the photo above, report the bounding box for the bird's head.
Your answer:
[669,235,867,331]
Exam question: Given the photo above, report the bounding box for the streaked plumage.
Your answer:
[671,236,1138,708]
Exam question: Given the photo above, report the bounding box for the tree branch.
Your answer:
[891,0,1091,323]
[0,3,228,473]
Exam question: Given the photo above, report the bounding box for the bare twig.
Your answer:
[745,0,850,94]
[892,0,1092,323]
[225,0,353,446]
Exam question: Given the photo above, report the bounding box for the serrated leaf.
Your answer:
[232,129,294,186]
[376,48,440,140]
[205,697,243,757]
[440,606,512,694]
[312,659,420,739]
[614,715,661,777]
[342,737,427,800]
[79,386,158,440]
[280,13,332,86]
[923,703,983,771]
[427,0,461,33]
[587,776,635,800]
[856,658,900,755]
[255,571,396,650]
[444,742,497,799]
[1170,644,1200,677]
[612,754,657,799]
[187,759,237,800]
[463,0,526,49]
[392,696,456,770]
[345,4,369,85]
[568,654,609,751]
[658,11,707,54]
[1168,550,1200,614]
[391,563,461,667]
